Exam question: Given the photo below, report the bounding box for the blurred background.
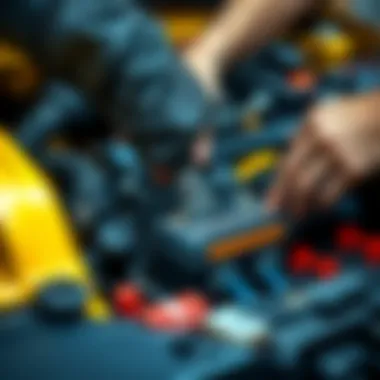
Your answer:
[2,1,380,379]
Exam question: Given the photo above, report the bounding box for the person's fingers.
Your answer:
[267,131,306,209]
[316,149,367,209]
[288,152,331,217]
[267,126,316,212]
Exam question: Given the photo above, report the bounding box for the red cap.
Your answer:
[335,224,363,251]
[290,245,318,274]
[113,283,146,318]
[287,69,316,91]
[316,257,340,280]
[142,291,209,332]
[363,235,380,265]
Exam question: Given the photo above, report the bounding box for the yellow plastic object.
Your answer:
[0,41,41,99]
[324,3,380,56]
[158,9,213,47]
[298,26,356,71]
[85,296,110,322]
[235,150,278,183]
[333,27,380,58]
[0,127,109,319]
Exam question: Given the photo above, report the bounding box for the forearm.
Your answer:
[191,0,316,71]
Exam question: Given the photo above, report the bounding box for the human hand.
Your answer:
[183,44,223,100]
[267,93,380,216]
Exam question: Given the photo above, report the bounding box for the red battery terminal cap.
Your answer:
[335,224,363,251]
[290,245,318,274]
[142,291,210,332]
[113,283,146,318]
[363,235,380,265]
[316,256,341,280]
